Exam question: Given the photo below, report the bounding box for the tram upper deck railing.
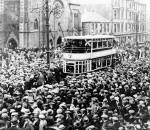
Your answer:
[63,46,113,53]
[63,47,91,53]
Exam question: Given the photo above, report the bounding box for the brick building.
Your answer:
[82,11,111,35]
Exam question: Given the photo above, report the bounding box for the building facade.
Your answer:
[82,11,111,35]
[81,0,147,45]
[112,0,147,45]
[19,0,81,48]
[0,0,20,49]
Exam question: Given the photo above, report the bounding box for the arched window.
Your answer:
[34,18,38,30]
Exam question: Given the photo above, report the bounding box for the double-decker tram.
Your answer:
[62,35,118,75]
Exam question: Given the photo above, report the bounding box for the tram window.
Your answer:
[83,61,87,72]
[66,63,74,73]
[98,41,102,48]
[87,60,90,71]
[93,42,97,49]
[97,58,101,68]
[76,62,79,73]
[103,41,107,48]
[102,58,107,67]
[108,40,112,47]
[107,58,111,66]
[79,64,82,73]
[92,59,96,70]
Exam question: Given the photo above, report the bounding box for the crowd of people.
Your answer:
[0,47,150,130]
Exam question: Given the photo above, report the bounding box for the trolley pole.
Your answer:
[46,0,50,68]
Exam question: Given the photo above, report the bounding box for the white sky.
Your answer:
[76,0,109,4]
[76,0,149,4]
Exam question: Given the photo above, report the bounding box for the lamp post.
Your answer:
[45,0,50,68]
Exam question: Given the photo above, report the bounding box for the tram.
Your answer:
[62,35,118,75]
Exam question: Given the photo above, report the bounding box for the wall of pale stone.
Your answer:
[19,0,81,48]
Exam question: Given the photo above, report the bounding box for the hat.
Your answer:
[129,110,135,114]
[1,108,7,113]
[47,109,53,115]
[85,125,96,130]
[56,118,62,123]
[58,125,66,130]
[11,117,18,124]
[65,110,71,114]
[73,120,81,127]
[55,114,64,119]
[112,117,119,121]
[11,112,18,116]
[83,116,89,122]
[101,114,108,118]
[22,114,29,119]
[59,102,67,108]
[1,113,8,119]
[33,113,39,118]
[41,110,47,115]
[57,109,63,114]
[39,114,45,119]
[32,103,38,109]
[24,109,31,115]
[92,114,99,119]
[47,95,52,99]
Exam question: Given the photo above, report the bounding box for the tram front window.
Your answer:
[66,63,74,73]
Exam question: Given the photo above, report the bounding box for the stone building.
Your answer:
[0,0,20,49]
[19,0,81,48]
[112,0,147,45]
[81,0,147,45]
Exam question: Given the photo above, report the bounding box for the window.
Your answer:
[76,62,79,73]
[108,40,112,47]
[102,58,107,67]
[107,24,109,32]
[100,24,102,33]
[129,12,132,20]
[92,23,94,32]
[97,58,101,68]
[93,40,97,49]
[92,59,96,70]
[98,40,102,48]
[117,24,120,32]
[34,19,38,30]
[107,57,111,66]
[79,61,82,73]
[103,40,107,48]
[104,24,106,33]
[74,13,79,30]
[114,10,117,19]
[83,61,87,73]
[121,9,124,19]
[66,63,74,73]
[114,24,117,33]
[121,23,124,32]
